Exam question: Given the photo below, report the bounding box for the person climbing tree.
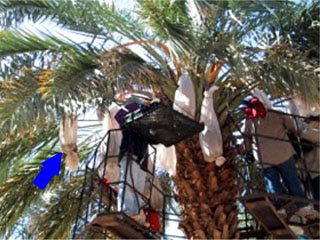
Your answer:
[243,96,317,218]
[114,96,159,225]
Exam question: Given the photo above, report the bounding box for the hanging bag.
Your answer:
[199,85,225,166]
[173,70,196,119]
[59,115,79,171]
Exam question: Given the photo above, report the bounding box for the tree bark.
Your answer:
[173,135,239,239]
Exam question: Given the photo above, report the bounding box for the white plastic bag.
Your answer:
[98,102,122,182]
[152,144,177,176]
[173,70,196,119]
[253,88,273,109]
[199,85,225,166]
[59,115,79,171]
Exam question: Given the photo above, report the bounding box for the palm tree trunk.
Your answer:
[173,136,239,239]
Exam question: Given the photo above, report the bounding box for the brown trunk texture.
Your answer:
[173,136,239,239]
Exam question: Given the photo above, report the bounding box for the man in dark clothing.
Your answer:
[119,130,153,171]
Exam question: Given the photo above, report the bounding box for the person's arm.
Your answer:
[301,127,320,144]
[282,114,299,133]
[282,113,319,143]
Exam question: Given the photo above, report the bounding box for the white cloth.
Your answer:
[59,115,79,171]
[253,88,273,109]
[143,158,164,211]
[173,70,196,119]
[118,156,146,216]
[98,102,122,183]
[152,144,177,176]
[199,85,225,165]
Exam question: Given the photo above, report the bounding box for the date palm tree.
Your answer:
[0,0,318,238]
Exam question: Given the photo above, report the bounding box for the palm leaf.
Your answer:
[0,0,145,40]
[136,0,195,55]
[0,30,80,57]
[0,121,58,183]
[0,156,60,237]
[30,175,85,239]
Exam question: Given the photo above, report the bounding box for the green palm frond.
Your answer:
[0,73,42,120]
[0,0,67,28]
[0,30,80,57]
[0,142,69,238]
[0,71,59,140]
[99,48,175,99]
[271,0,319,61]
[0,0,145,40]
[29,175,85,239]
[136,0,194,54]
[0,121,58,183]
[0,121,101,237]
[46,50,99,103]
[0,158,60,237]
[244,43,319,103]
[0,52,53,80]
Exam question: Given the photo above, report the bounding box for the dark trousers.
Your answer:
[310,176,319,201]
[263,157,306,207]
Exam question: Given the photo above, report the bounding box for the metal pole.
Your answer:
[121,151,130,213]
[72,164,89,239]
[99,130,111,212]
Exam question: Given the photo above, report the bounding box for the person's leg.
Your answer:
[277,157,316,217]
[129,160,147,210]
[310,176,319,201]
[118,155,147,217]
[263,166,286,194]
[118,156,140,216]
[278,157,306,199]
[263,166,286,208]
